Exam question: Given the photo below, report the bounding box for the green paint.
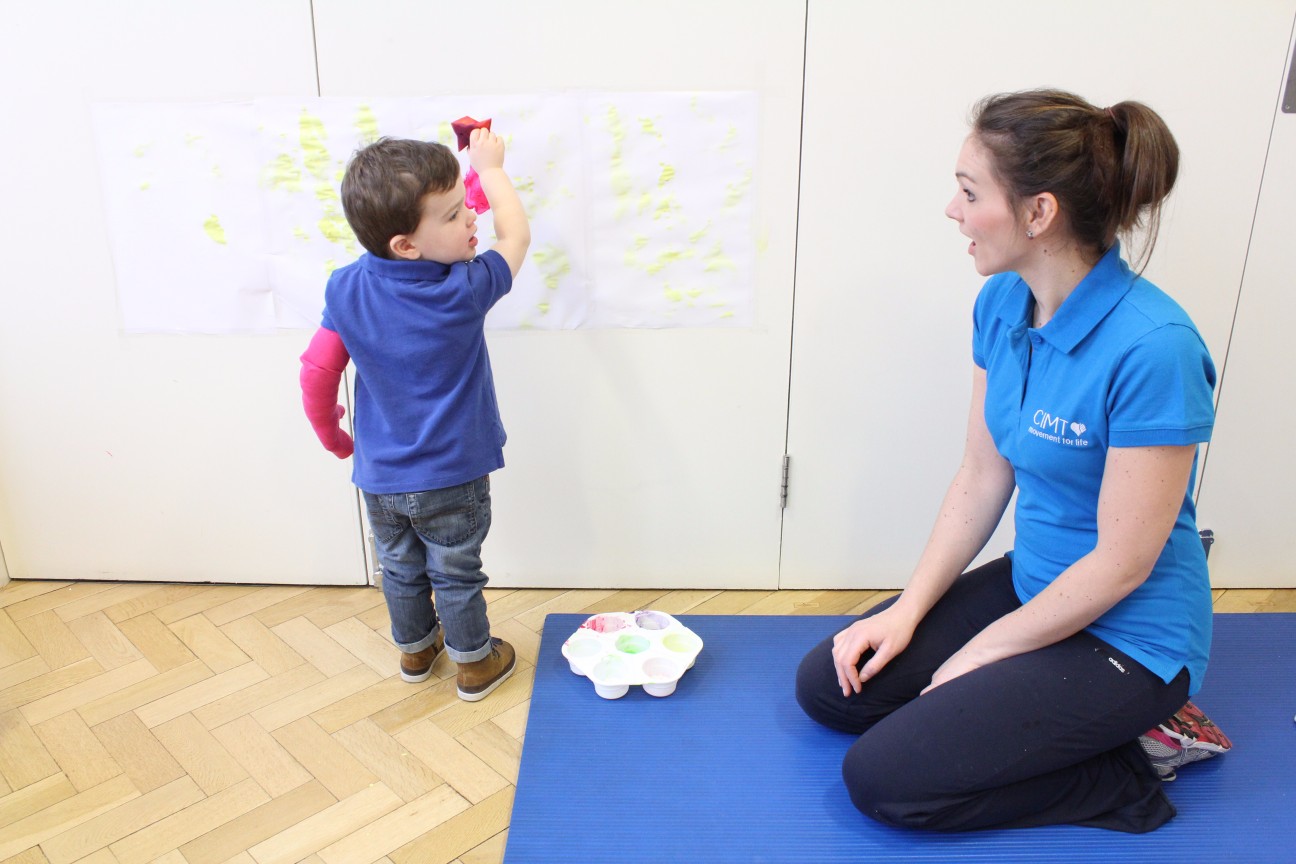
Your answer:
[615,634,650,655]
[202,215,227,245]
[354,104,380,142]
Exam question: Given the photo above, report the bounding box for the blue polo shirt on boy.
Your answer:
[321,250,512,495]
[972,243,1216,694]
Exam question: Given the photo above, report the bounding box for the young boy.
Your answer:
[299,128,530,702]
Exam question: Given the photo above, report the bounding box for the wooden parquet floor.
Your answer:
[1,580,1292,864]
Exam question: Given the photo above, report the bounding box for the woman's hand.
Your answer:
[830,607,918,697]
[921,647,986,695]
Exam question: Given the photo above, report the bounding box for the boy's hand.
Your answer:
[467,127,530,277]
[468,128,505,172]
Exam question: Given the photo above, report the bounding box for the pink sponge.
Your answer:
[451,116,491,151]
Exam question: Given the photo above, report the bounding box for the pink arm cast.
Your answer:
[299,326,354,459]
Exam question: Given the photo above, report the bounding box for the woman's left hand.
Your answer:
[922,648,985,695]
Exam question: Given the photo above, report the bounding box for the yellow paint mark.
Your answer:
[133,145,148,157]
[638,116,663,139]
[663,283,683,302]
[211,165,222,180]
[719,310,735,319]
[546,160,558,173]
[637,192,653,215]
[315,183,341,203]
[718,125,738,150]
[703,242,736,273]
[293,227,310,241]
[646,247,694,275]
[355,104,380,142]
[689,222,711,244]
[532,245,571,290]
[657,163,675,187]
[756,234,770,254]
[436,121,453,146]
[185,133,203,147]
[139,182,150,191]
[324,259,338,274]
[724,170,752,208]
[264,153,302,192]
[537,302,550,314]
[318,211,356,251]
[653,194,678,221]
[515,177,535,195]
[633,234,649,250]
[203,215,227,245]
[299,110,330,180]
[686,288,703,299]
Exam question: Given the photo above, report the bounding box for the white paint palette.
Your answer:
[560,610,703,699]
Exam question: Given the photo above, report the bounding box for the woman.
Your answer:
[796,89,1220,833]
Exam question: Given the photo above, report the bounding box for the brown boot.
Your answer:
[400,630,445,683]
[456,637,516,702]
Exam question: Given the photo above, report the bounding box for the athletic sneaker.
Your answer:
[1137,700,1234,781]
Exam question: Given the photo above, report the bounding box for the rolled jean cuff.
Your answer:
[395,622,442,654]
[446,638,493,664]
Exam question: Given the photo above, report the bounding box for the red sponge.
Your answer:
[451,116,492,151]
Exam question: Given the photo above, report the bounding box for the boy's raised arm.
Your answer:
[468,128,531,278]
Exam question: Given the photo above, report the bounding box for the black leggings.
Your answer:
[795,557,1189,833]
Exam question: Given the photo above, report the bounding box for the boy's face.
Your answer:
[390,183,478,263]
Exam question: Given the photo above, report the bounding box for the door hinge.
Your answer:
[780,455,790,509]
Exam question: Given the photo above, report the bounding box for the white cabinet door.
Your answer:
[1195,23,1296,587]
[312,0,806,588]
[0,2,367,584]
[781,0,1296,587]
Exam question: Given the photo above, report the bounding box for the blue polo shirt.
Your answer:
[321,251,512,494]
[972,244,1216,694]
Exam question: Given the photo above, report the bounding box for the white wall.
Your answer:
[1,1,1293,589]
[780,0,1296,587]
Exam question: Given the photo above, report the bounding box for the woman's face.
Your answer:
[944,136,1029,277]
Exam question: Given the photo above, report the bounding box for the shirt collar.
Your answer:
[994,242,1133,353]
[359,252,452,281]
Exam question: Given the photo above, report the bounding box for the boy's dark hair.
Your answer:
[340,138,462,258]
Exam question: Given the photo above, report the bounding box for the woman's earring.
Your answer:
[1026,230,1035,239]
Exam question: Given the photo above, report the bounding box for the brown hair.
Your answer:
[340,138,462,258]
[971,89,1179,270]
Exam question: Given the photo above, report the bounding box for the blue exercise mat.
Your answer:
[506,613,1295,863]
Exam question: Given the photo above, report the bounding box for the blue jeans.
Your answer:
[362,476,494,663]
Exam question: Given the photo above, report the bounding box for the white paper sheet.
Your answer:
[91,93,758,333]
